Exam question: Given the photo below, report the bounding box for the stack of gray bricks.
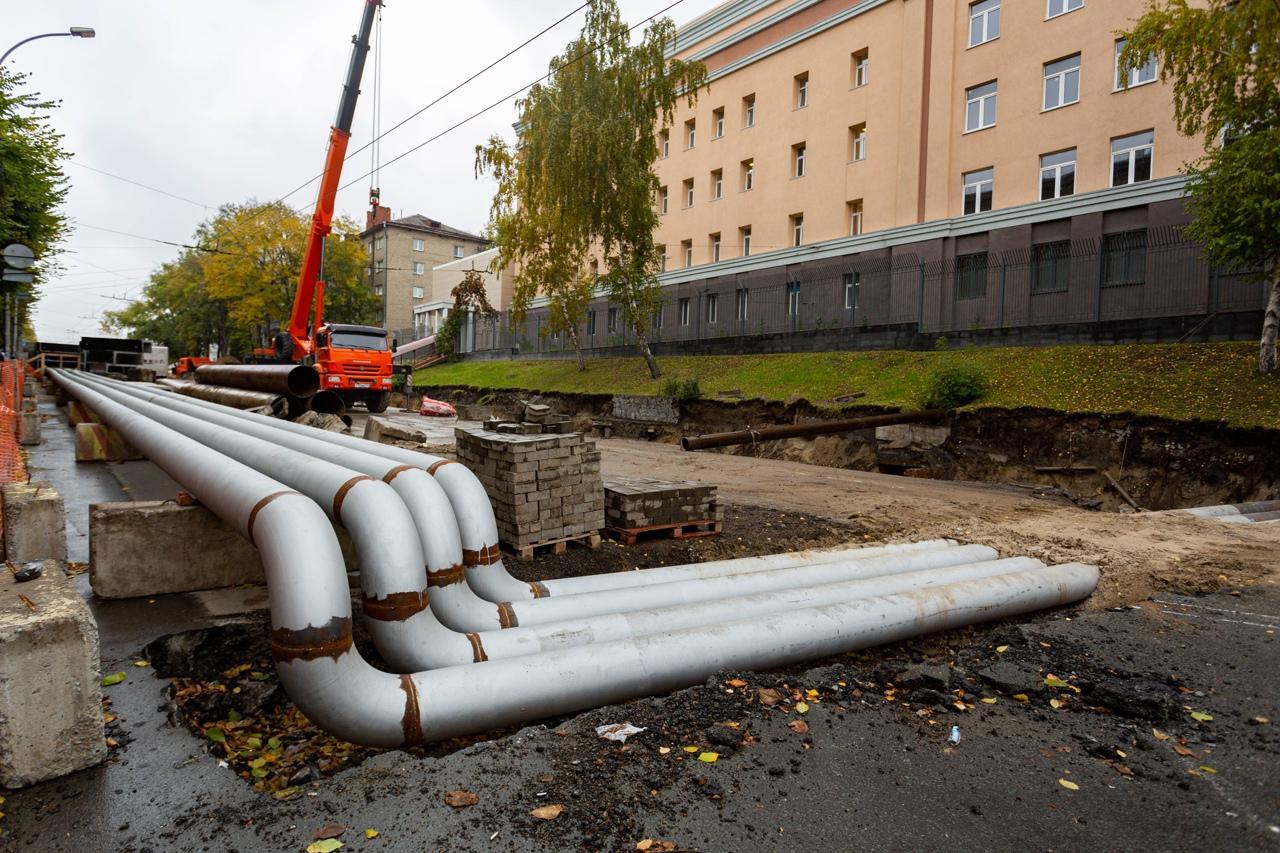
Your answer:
[603,477,722,530]
[455,428,604,548]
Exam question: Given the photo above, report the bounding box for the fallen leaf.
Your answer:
[1189,711,1213,722]
[996,645,1009,653]
[1152,729,1170,741]
[805,689,819,699]
[529,804,563,820]
[1044,675,1080,693]
[697,752,719,763]
[682,746,699,753]
[757,688,782,706]
[1050,699,1063,709]
[787,720,809,734]
[1012,694,1030,703]
[133,660,149,668]
[658,746,671,755]
[444,790,478,808]
[103,713,117,723]
[364,828,379,839]
[794,702,810,714]
[312,823,345,841]
[105,737,119,748]
[1173,744,1199,758]
[1115,749,1127,759]
[1199,766,1217,775]
[725,679,747,688]
[1058,779,1079,791]
[100,672,125,687]
[273,787,301,801]
[980,697,997,705]
[306,841,343,853]
[637,842,655,851]
[204,727,226,744]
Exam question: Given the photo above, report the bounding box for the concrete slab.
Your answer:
[18,410,41,445]
[2,481,68,562]
[0,560,106,788]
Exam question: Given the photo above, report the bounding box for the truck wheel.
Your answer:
[367,391,390,413]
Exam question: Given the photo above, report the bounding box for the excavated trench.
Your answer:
[426,385,1280,513]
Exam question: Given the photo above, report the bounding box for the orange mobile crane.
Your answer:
[274,0,394,413]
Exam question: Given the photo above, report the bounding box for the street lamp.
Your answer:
[1,27,96,66]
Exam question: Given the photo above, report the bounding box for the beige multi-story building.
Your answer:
[412,248,511,340]
[362,206,489,340]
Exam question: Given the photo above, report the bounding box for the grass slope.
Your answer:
[417,342,1280,428]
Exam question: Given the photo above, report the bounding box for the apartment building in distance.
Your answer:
[486,0,1263,357]
[362,205,489,340]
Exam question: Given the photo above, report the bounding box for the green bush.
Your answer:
[660,376,703,400]
[919,365,986,410]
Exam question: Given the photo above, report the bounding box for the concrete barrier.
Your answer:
[66,400,97,426]
[2,482,68,562]
[0,559,106,787]
[75,422,144,461]
[19,410,41,446]
[362,415,428,445]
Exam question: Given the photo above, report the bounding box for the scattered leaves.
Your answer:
[1044,675,1080,693]
[1173,745,1199,758]
[1152,729,1170,741]
[1058,779,1079,791]
[529,804,563,820]
[794,702,810,714]
[312,823,345,841]
[100,672,125,687]
[306,841,343,853]
[996,645,1009,653]
[980,697,997,705]
[787,720,810,735]
[682,746,699,753]
[697,752,719,763]
[1189,711,1214,722]
[444,790,478,808]
[204,727,227,744]
[757,688,782,706]
[725,679,747,688]
[1012,694,1030,703]
[133,660,149,668]
[1200,766,1217,775]
[658,746,671,755]
[364,828,379,839]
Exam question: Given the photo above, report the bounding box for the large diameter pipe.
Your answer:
[307,389,347,416]
[681,409,949,451]
[195,363,321,398]
[157,378,287,417]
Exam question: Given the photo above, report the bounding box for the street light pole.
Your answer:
[1,28,95,65]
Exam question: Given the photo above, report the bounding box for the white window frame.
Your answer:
[707,293,718,324]
[682,241,693,268]
[659,187,668,215]
[373,236,385,251]
[658,249,666,272]
[412,238,425,252]
[795,73,809,109]
[712,170,723,200]
[735,287,748,321]
[969,0,1000,48]
[412,262,425,276]
[1039,149,1076,200]
[743,96,756,128]
[741,227,752,257]
[963,168,994,215]
[678,298,690,326]
[853,51,869,88]
[965,81,997,132]
[742,160,754,192]
[843,271,860,310]
[711,234,721,262]
[686,121,696,149]
[787,282,801,317]
[1111,131,1154,186]
[850,124,867,161]
[659,130,670,158]
[453,245,465,259]
[713,108,725,138]
[791,214,804,247]
[794,144,806,178]
[684,179,694,208]
[412,286,425,300]
[1115,39,1157,90]
[1046,0,1083,19]
[1043,54,1081,111]
[848,201,864,236]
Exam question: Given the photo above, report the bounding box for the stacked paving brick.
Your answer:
[603,477,722,530]
[454,427,604,549]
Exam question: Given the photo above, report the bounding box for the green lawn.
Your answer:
[417,342,1280,428]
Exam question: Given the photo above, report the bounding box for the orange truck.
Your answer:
[173,356,210,377]
[271,0,394,413]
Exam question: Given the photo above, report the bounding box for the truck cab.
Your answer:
[313,323,394,412]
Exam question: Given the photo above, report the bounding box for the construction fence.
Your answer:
[455,228,1267,358]
[0,360,28,486]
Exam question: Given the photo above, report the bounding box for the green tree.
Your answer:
[476,0,706,377]
[0,67,71,336]
[436,269,498,361]
[1120,1,1280,372]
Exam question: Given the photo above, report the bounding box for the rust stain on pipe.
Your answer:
[331,475,374,519]
[465,632,488,662]
[399,674,425,746]
[497,602,519,629]
[426,459,456,475]
[425,564,466,588]
[529,581,551,599]
[463,543,502,566]
[361,589,430,621]
[246,490,298,545]
[381,464,416,484]
[271,616,353,663]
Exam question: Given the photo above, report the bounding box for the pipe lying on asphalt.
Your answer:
[195,363,321,398]
[680,409,949,451]
[156,378,288,417]
[53,369,1099,746]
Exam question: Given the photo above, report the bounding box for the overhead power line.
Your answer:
[71,221,249,257]
[274,0,593,205]
[336,0,688,194]
[68,161,212,210]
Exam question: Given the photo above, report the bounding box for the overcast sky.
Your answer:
[8,0,724,343]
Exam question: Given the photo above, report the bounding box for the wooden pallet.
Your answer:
[507,531,602,560]
[604,519,722,546]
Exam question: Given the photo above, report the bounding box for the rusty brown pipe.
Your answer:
[157,378,287,417]
[680,409,949,451]
[307,390,347,417]
[194,363,321,398]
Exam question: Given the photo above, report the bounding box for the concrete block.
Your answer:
[875,423,951,449]
[2,482,67,562]
[0,560,106,788]
[75,422,144,462]
[19,410,41,446]
[66,400,97,426]
[362,415,428,445]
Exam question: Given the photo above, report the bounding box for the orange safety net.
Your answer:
[0,360,28,486]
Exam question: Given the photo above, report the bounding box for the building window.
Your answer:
[849,123,867,161]
[794,72,809,109]
[710,233,721,262]
[453,245,465,259]
[589,258,599,278]
[659,129,670,158]
[683,178,695,208]
[413,262,425,275]
[1047,0,1083,19]
[740,226,752,257]
[374,284,384,296]
[793,143,806,178]
[681,239,693,268]
[678,297,691,326]
[963,168,994,214]
[969,0,1000,48]
[685,119,696,149]
[412,238,425,252]
[1043,54,1081,110]
[657,245,666,272]
[848,199,864,235]
[713,107,725,138]
[587,310,596,336]
[1115,38,1157,90]
[412,286,425,299]
[1111,131,1153,186]
[1040,149,1076,200]
[652,305,664,330]
[955,253,989,299]
[607,307,619,333]
[741,158,754,191]
[658,186,668,215]
[743,94,756,128]
[1031,241,1071,293]
[852,49,869,88]
[735,287,749,321]
[374,236,386,251]
[843,271,860,310]
[374,258,385,273]
[1102,230,1147,287]
[791,213,804,247]
[965,81,997,131]
[787,282,801,317]
[711,169,723,200]
[707,292,719,324]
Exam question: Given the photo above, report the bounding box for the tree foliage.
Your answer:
[436,268,498,361]
[0,66,71,332]
[104,201,376,357]
[1120,0,1280,371]
[476,0,706,376]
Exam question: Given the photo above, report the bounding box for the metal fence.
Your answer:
[456,228,1267,357]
